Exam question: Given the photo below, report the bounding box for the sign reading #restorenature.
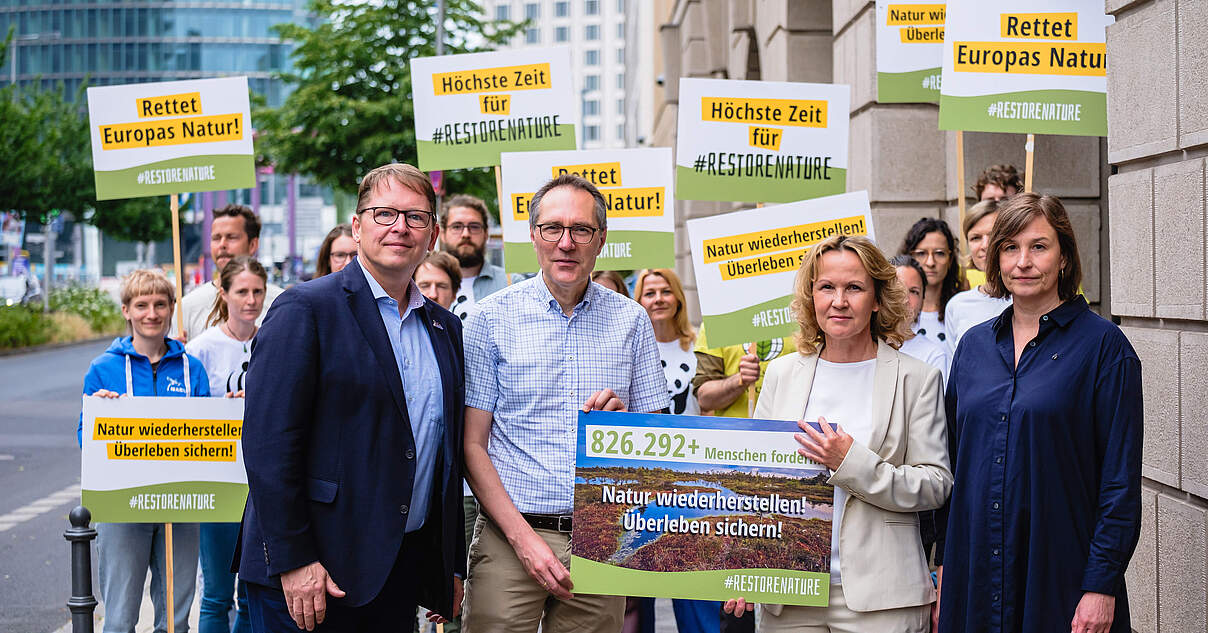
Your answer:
[570,411,834,606]
[675,78,850,204]
[685,191,875,349]
[87,77,254,200]
[499,148,674,273]
[939,0,1113,136]
[876,0,946,103]
[81,396,247,522]
[411,47,578,170]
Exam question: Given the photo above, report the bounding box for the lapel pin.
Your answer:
[432,320,444,330]
[1051,353,1059,360]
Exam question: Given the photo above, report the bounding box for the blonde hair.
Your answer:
[790,235,913,354]
[120,269,176,307]
[634,268,697,351]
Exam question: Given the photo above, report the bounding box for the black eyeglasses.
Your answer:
[358,207,435,229]
[535,223,600,244]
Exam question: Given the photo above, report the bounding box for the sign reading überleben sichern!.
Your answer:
[675,79,850,204]
[81,396,248,522]
[499,148,674,273]
[685,191,875,349]
[939,0,1113,135]
[87,77,254,200]
[570,411,833,606]
[876,0,946,103]
[411,47,578,170]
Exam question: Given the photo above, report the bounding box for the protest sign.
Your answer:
[571,411,833,606]
[939,0,1112,136]
[675,79,850,203]
[87,77,254,200]
[411,47,578,171]
[499,148,674,273]
[81,396,247,523]
[876,1,946,103]
[685,191,874,349]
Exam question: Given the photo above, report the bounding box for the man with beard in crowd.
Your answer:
[438,194,519,322]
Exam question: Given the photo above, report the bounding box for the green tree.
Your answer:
[255,0,523,218]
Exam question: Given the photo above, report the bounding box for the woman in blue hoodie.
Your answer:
[80,269,210,633]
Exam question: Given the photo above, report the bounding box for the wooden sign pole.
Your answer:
[1024,134,1036,192]
[166,192,184,633]
[955,131,969,260]
[495,166,513,286]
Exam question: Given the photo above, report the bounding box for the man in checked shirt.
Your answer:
[460,174,669,633]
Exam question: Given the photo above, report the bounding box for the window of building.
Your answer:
[555,26,569,42]
[617,123,625,140]
[525,27,540,43]
[583,99,599,116]
[585,0,599,16]
[616,73,625,89]
[585,125,600,141]
[617,0,626,12]
[555,1,570,17]
[525,3,540,19]
[617,22,625,38]
[616,47,624,63]
[617,98,625,115]
[584,74,600,91]
[585,49,599,65]
[495,4,510,21]
[585,24,599,40]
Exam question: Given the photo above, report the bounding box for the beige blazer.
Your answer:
[755,340,952,614]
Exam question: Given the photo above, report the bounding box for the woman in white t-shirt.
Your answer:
[900,217,964,351]
[945,200,1012,352]
[186,255,267,633]
[890,254,950,382]
[724,235,951,632]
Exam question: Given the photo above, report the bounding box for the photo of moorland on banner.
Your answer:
[87,77,254,200]
[685,191,874,349]
[939,0,1112,136]
[499,148,674,273]
[876,0,946,103]
[411,47,578,170]
[675,78,850,203]
[570,411,834,606]
[81,396,247,523]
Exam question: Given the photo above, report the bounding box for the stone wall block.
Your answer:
[761,31,832,83]
[1180,332,1208,499]
[1065,203,1102,304]
[702,0,731,73]
[869,108,947,201]
[832,0,871,33]
[833,8,876,111]
[729,0,755,30]
[756,0,831,33]
[1153,159,1206,319]
[728,30,754,80]
[1107,169,1154,317]
[1156,495,1208,633]
[1106,0,1178,164]
[1121,326,1180,487]
[847,108,872,195]
[659,24,682,103]
[1178,0,1208,147]
[873,205,943,253]
[1124,483,1159,633]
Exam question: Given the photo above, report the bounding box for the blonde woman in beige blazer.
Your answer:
[724,235,953,633]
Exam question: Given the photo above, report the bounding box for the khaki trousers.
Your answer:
[462,514,624,633]
[760,585,930,633]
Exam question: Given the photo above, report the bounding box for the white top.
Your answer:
[173,280,283,341]
[186,325,252,397]
[899,333,948,384]
[656,339,700,416]
[452,274,478,322]
[913,311,952,370]
[944,287,1013,354]
[802,357,877,586]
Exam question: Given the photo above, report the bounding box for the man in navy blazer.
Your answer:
[239,163,465,631]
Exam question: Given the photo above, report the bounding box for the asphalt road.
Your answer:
[0,339,110,633]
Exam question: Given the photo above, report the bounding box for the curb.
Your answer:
[0,336,115,358]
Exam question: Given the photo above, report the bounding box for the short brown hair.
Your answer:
[441,194,490,228]
[591,270,629,298]
[791,235,912,354]
[213,204,261,240]
[357,163,437,215]
[315,224,354,278]
[206,255,268,328]
[984,193,1082,301]
[973,164,1023,200]
[418,250,462,293]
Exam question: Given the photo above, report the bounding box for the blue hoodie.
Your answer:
[78,337,211,446]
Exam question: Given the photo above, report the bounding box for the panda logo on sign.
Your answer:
[662,358,694,415]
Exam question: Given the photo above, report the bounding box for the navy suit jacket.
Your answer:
[237,258,466,615]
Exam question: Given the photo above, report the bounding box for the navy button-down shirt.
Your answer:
[938,296,1143,633]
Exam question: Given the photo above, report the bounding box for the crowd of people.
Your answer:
[78,161,1142,633]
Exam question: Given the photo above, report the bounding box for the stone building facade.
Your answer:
[648,1,1206,631]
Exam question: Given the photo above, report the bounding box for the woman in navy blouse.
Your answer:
[936,193,1143,633]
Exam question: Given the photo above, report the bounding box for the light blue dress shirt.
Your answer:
[361,264,445,533]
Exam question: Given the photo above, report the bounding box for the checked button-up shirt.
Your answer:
[463,273,668,515]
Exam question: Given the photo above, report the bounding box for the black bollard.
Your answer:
[64,506,98,633]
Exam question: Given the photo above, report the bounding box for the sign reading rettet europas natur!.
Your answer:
[876,0,946,103]
[86,77,254,200]
[675,79,850,204]
[81,396,248,523]
[499,148,675,274]
[570,411,834,606]
[411,47,578,170]
[939,0,1113,136]
[685,191,875,349]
